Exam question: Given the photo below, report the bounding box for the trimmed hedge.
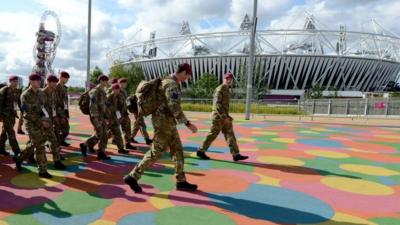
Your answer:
[181,103,301,115]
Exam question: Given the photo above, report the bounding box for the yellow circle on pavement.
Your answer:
[340,164,400,176]
[11,171,65,189]
[321,177,394,196]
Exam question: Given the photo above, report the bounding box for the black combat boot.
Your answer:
[80,143,87,156]
[54,160,66,170]
[38,171,53,179]
[176,181,198,191]
[123,175,142,193]
[97,152,111,160]
[13,156,22,171]
[233,154,248,162]
[125,143,136,150]
[196,151,210,160]
[118,148,130,154]
[60,141,70,147]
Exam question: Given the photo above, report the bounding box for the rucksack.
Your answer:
[135,78,162,117]
[127,95,138,114]
[78,90,90,115]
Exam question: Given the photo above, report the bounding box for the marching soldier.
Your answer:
[13,74,53,178]
[80,75,111,160]
[106,83,129,154]
[124,63,198,193]
[41,75,66,169]
[55,71,70,147]
[197,72,248,162]
[117,78,136,149]
[0,76,21,156]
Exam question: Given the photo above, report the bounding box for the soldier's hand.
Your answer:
[187,123,198,134]
[224,118,231,124]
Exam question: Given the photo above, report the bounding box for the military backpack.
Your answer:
[78,90,90,115]
[135,78,162,117]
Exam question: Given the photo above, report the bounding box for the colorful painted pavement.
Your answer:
[0,109,400,225]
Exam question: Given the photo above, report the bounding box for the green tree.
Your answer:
[109,63,145,95]
[189,73,219,98]
[90,66,103,84]
[310,84,323,99]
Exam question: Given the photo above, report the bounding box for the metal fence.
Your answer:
[302,98,400,116]
[70,97,400,117]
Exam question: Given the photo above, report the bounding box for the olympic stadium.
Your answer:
[107,15,400,95]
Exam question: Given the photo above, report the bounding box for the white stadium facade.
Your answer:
[107,15,400,97]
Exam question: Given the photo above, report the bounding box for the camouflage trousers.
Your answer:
[198,118,240,156]
[23,122,61,162]
[0,115,20,154]
[129,118,185,182]
[108,119,125,150]
[120,115,131,143]
[132,115,150,140]
[17,122,48,173]
[54,115,69,143]
[86,117,107,153]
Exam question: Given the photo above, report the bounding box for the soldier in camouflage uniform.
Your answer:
[124,63,198,193]
[0,76,21,156]
[197,72,248,162]
[106,83,129,154]
[118,78,137,149]
[80,75,111,160]
[41,76,66,169]
[13,74,53,178]
[54,71,70,147]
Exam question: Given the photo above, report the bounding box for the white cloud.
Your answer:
[1,0,399,86]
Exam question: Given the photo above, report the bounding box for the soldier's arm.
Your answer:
[215,88,228,120]
[21,93,39,122]
[55,88,67,117]
[89,89,99,118]
[0,88,5,117]
[164,84,188,124]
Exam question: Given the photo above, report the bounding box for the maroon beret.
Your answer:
[112,83,120,90]
[180,63,192,75]
[47,75,59,83]
[98,75,109,82]
[29,74,41,81]
[224,72,234,80]
[60,71,70,79]
[110,78,119,84]
[9,75,18,82]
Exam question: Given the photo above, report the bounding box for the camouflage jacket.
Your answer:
[0,86,20,118]
[211,84,230,120]
[20,87,49,125]
[42,86,57,120]
[55,83,69,118]
[106,91,121,122]
[89,85,107,120]
[155,76,188,125]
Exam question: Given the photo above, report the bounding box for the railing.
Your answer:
[69,97,400,117]
[301,98,400,117]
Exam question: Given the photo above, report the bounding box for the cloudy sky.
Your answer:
[0,0,399,87]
